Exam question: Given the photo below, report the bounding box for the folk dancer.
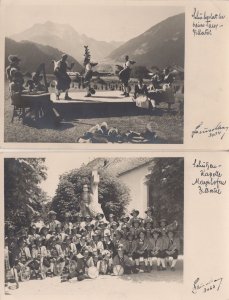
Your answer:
[119,55,135,97]
[53,54,74,100]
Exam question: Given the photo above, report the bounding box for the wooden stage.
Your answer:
[50,91,147,118]
[50,91,134,103]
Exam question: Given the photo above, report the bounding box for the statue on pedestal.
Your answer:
[79,169,103,217]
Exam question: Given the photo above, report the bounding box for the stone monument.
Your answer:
[79,168,103,217]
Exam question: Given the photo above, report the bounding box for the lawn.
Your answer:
[4,82,183,144]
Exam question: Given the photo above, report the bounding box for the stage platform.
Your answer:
[50,91,147,118]
[50,91,133,103]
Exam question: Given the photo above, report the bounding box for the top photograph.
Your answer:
[4,3,184,144]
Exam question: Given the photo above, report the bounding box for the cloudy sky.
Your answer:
[4,1,184,42]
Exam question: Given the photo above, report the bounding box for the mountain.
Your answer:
[11,21,124,62]
[5,38,83,74]
[108,13,185,68]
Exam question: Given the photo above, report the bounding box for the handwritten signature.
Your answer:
[192,277,223,294]
[191,122,229,140]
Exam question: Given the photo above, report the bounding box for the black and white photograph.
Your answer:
[4,2,184,144]
[4,155,184,296]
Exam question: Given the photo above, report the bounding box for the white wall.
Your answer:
[118,164,151,217]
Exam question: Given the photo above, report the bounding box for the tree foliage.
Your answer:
[4,158,47,233]
[131,65,150,79]
[51,164,131,221]
[148,158,184,235]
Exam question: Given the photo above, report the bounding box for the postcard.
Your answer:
[0,0,228,149]
[0,151,228,299]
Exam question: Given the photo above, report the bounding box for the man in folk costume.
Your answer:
[29,238,47,279]
[47,211,61,232]
[144,207,153,219]
[130,218,142,239]
[119,55,135,97]
[83,46,98,97]
[13,237,32,274]
[53,53,74,100]
[135,230,150,272]
[165,230,180,271]
[6,55,23,82]
[123,232,137,260]
[158,229,170,270]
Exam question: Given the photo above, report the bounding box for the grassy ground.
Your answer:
[4,83,183,144]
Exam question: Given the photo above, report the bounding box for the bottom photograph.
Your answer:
[4,155,184,296]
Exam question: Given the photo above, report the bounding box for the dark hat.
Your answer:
[64,235,71,242]
[145,207,153,214]
[144,219,152,226]
[8,55,21,63]
[35,237,43,243]
[110,221,119,228]
[30,224,37,230]
[85,223,95,229]
[84,215,93,221]
[104,232,111,237]
[75,212,83,219]
[138,229,146,235]
[120,214,130,222]
[93,230,101,237]
[121,224,130,231]
[130,209,139,216]
[90,62,98,67]
[48,210,57,216]
[40,226,48,233]
[117,243,125,251]
[61,53,68,59]
[98,221,108,227]
[152,229,160,235]
[95,213,104,219]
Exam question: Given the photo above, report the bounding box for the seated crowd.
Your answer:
[5,208,181,285]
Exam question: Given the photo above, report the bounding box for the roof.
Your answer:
[87,158,154,177]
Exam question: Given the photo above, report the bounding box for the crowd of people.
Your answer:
[5,207,181,289]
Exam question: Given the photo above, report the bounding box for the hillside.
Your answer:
[5,38,83,74]
[109,13,185,68]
